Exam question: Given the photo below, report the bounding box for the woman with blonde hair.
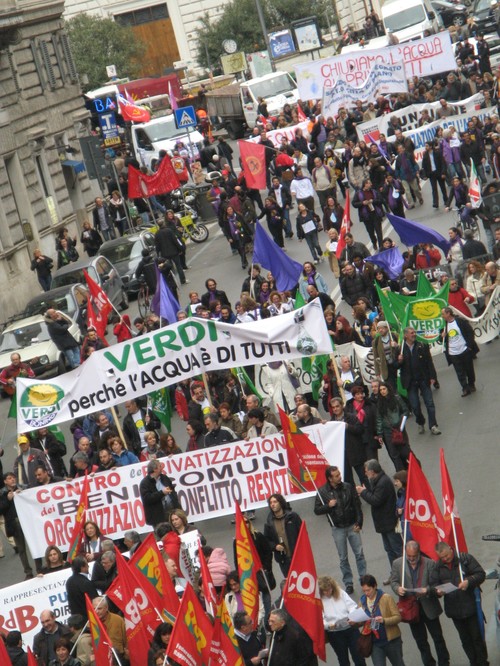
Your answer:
[325,228,341,278]
[319,575,366,666]
[464,260,486,314]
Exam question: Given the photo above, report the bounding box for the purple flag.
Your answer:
[151,266,180,324]
[365,247,405,279]
[387,213,451,255]
[252,222,302,291]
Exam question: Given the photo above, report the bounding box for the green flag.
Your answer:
[416,271,436,299]
[232,367,263,401]
[148,388,172,431]
[310,354,329,402]
[7,396,16,419]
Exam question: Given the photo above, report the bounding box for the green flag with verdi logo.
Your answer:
[148,388,172,431]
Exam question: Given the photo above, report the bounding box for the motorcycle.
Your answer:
[482,533,500,649]
[169,188,209,243]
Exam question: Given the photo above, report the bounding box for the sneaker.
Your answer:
[418,424,425,434]
[313,259,318,264]
[345,584,354,595]
[431,425,442,435]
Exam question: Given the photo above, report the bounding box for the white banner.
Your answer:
[248,120,310,147]
[322,62,408,117]
[356,93,484,139]
[16,301,331,432]
[295,33,456,101]
[0,569,72,647]
[15,422,345,559]
[452,286,500,344]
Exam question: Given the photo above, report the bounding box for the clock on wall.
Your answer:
[222,39,238,54]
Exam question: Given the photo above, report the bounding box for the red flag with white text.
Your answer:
[66,473,90,563]
[282,522,326,661]
[405,453,447,560]
[106,548,158,666]
[278,405,330,493]
[336,190,351,259]
[235,503,261,625]
[167,583,213,666]
[238,140,267,190]
[440,449,468,553]
[209,611,243,666]
[128,157,180,198]
[83,270,112,341]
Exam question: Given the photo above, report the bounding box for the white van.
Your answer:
[130,115,203,170]
[381,0,442,42]
[240,71,299,127]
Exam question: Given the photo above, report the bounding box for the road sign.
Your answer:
[99,111,121,146]
[174,106,197,129]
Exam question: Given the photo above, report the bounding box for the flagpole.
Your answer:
[202,373,214,409]
[450,513,465,582]
[110,405,129,449]
[401,519,407,589]
[70,595,108,656]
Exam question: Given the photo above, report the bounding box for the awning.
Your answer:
[61,159,86,173]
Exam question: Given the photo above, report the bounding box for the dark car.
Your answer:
[22,284,89,332]
[432,0,468,26]
[98,231,156,296]
[51,255,129,311]
[471,0,499,35]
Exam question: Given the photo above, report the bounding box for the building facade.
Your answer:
[0,0,93,318]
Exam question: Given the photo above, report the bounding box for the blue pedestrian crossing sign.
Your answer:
[174,106,197,129]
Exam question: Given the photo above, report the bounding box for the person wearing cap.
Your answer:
[372,321,400,390]
[13,435,50,488]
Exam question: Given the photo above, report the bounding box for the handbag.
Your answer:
[390,427,405,445]
[397,595,420,623]
[356,625,373,657]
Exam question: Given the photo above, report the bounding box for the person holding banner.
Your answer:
[390,541,450,666]
[430,543,489,666]
[441,307,479,397]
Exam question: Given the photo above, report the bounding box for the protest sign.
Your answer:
[15,421,345,559]
[451,286,500,344]
[248,120,310,147]
[322,62,407,117]
[16,301,331,432]
[296,33,456,100]
[0,569,72,647]
[405,297,447,343]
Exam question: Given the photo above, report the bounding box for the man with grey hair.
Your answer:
[268,608,317,666]
[390,540,450,665]
[139,459,179,528]
[356,460,402,583]
[123,530,141,555]
[92,596,128,662]
[70,452,97,478]
[91,550,117,594]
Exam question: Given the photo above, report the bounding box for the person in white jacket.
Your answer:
[319,575,366,666]
[258,360,300,413]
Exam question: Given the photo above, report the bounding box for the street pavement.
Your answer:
[0,171,498,664]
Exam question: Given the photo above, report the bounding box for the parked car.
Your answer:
[98,231,156,296]
[0,312,81,380]
[431,0,468,26]
[22,284,89,332]
[50,255,128,311]
[471,0,499,35]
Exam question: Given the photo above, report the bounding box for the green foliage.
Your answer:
[65,14,145,91]
[195,0,331,70]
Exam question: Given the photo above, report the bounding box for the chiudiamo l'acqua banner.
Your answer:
[15,422,345,559]
[16,300,331,432]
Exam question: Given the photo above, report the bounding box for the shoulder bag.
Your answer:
[397,560,423,623]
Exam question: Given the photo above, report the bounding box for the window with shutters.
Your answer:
[39,39,57,89]
[115,4,168,26]
[59,32,78,83]
[30,40,46,90]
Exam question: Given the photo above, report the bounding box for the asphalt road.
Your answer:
[0,166,498,664]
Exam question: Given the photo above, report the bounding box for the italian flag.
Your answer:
[468,159,482,208]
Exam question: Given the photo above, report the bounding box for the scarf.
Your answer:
[307,271,317,287]
[353,399,366,423]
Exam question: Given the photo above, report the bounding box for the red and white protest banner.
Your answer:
[248,120,310,147]
[15,422,345,558]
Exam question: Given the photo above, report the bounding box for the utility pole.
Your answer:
[254,0,276,72]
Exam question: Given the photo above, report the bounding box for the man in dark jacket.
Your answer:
[356,459,402,571]
[33,610,72,666]
[45,309,80,369]
[201,278,231,308]
[462,229,487,260]
[5,630,28,666]
[421,141,448,209]
[0,472,34,579]
[441,307,479,396]
[139,459,179,528]
[339,233,371,263]
[391,540,450,666]
[340,263,371,306]
[31,427,67,477]
[430,542,487,666]
[234,611,266,666]
[398,327,441,436]
[314,466,366,595]
[204,413,235,447]
[122,399,160,455]
[154,222,186,285]
[65,556,98,618]
[268,608,317,666]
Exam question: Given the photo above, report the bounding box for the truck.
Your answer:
[380,0,442,42]
[205,71,299,139]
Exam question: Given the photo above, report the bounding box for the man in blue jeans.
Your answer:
[314,466,367,594]
[45,309,81,369]
[398,326,442,436]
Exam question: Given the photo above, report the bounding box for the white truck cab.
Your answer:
[381,0,442,42]
[130,115,203,169]
[239,71,299,126]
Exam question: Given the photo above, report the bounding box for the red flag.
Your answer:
[66,473,90,562]
[171,155,189,184]
[297,105,307,122]
[128,157,180,198]
[27,648,38,666]
[282,522,326,661]
[83,270,112,341]
[197,537,218,611]
[405,453,447,560]
[440,449,468,553]
[210,600,243,666]
[234,503,261,625]
[106,548,158,666]
[0,638,10,664]
[129,533,179,624]
[238,140,267,190]
[117,92,151,123]
[166,583,213,666]
[85,594,114,666]
[86,297,109,346]
[278,406,329,493]
[336,190,351,259]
